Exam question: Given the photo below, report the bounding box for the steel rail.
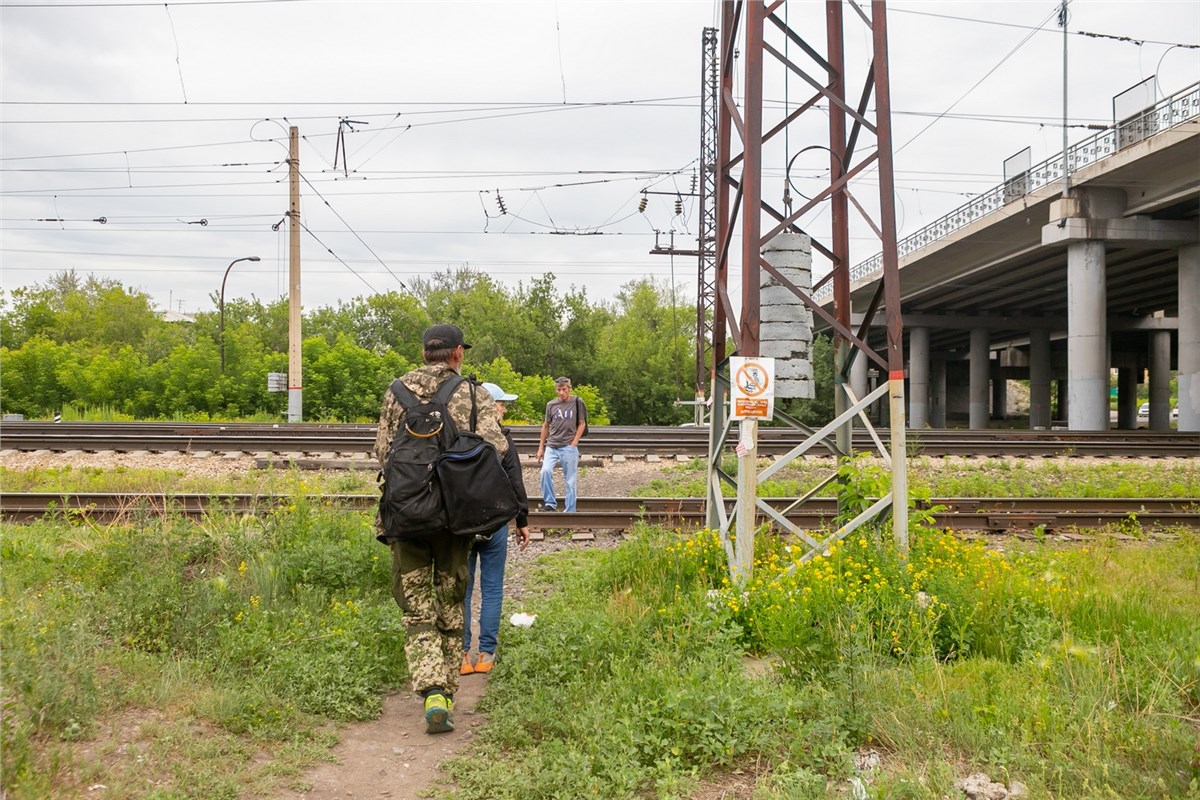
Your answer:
[3,492,1195,532]
[2,422,1196,458]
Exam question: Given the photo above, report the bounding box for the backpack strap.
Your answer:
[389,379,421,411]
[431,374,465,407]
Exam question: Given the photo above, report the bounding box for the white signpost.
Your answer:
[727,356,776,581]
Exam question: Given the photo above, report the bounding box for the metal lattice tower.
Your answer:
[705,0,909,583]
[695,27,720,412]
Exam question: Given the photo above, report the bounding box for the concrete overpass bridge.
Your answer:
[818,81,1200,434]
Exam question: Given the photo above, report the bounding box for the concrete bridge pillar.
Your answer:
[850,345,868,404]
[1117,367,1138,429]
[1029,328,1052,429]
[1148,330,1171,430]
[1067,240,1109,430]
[1180,243,1200,432]
[969,328,990,429]
[992,375,1007,420]
[931,358,947,428]
[909,326,930,428]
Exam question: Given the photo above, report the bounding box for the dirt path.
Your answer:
[277,677,490,800]
[278,461,663,798]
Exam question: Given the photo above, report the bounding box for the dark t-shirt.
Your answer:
[544,396,585,447]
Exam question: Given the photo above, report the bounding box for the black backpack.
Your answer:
[378,376,519,542]
[574,397,589,438]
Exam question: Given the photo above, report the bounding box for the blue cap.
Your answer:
[481,382,518,402]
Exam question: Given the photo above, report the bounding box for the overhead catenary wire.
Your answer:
[891,7,1199,49]
[292,220,380,294]
[894,6,1063,155]
[4,0,311,7]
[298,173,407,290]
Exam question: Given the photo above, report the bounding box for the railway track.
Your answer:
[3,492,1195,533]
[2,421,1196,458]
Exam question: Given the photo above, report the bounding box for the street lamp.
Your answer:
[220,256,261,371]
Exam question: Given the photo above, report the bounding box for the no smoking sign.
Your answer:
[730,356,775,420]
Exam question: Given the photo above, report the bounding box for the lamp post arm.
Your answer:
[219,256,260,372]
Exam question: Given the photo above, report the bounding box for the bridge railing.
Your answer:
[814,81,1200,301]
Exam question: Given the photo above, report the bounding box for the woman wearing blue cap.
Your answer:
[461,381,531,675]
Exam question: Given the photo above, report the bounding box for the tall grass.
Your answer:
[635,455,1200,500]
[446,525,1200,799]
[5,494,1198,798]
[1,500,400,797]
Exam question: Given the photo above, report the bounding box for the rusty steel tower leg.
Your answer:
[827,0,854,513]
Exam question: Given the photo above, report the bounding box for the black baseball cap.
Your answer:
[422,323,471,350]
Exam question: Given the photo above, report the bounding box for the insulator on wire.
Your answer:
[674,198,683,215]
[496,191,508,215]
[638,196,648,213]
[690,172,698,193]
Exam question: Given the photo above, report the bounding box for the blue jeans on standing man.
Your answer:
[540,444,579,513]
[462,524,509,656]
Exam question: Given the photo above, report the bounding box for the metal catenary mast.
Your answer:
[705,0,908,584]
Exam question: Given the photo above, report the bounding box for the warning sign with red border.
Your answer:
[730,356,775,420]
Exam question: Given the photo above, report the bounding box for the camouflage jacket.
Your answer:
[372,363,509,467]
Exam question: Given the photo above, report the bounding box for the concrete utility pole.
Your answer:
[287,126,304,422]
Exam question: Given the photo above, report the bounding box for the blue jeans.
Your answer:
[540,445,579,512]
[462,524,509,655]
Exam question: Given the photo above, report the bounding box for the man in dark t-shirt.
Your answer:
[535,376,587,512]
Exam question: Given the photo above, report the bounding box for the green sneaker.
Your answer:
[423,693,454,734]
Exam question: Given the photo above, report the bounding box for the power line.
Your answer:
[892,7,1199,49]
[0,96,696,108]
[895,6,1063,155]
[291,220,380,294]
[3,0,311,7]
[0,99,697,129]
[1,246,676,270]
[299,173,406,290]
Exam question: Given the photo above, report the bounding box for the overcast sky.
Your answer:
[2,0,1197,317]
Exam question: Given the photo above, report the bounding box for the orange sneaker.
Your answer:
[474,652,495,674]
[460,654,475,675]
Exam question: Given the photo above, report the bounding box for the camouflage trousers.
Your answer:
[389,534,473,697]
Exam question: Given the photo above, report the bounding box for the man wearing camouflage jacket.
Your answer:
[373,323,508,734]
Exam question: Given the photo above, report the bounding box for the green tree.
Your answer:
[596,279,693,425]
[410,269,520,365]
[304,335,413,421]
[0,336,79,416]
[323,292,430,362]
[0,287,59,349]
[59,344,147,414]
[554,287,613,386]
[56,278,159,347]
[147,342,223,417]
